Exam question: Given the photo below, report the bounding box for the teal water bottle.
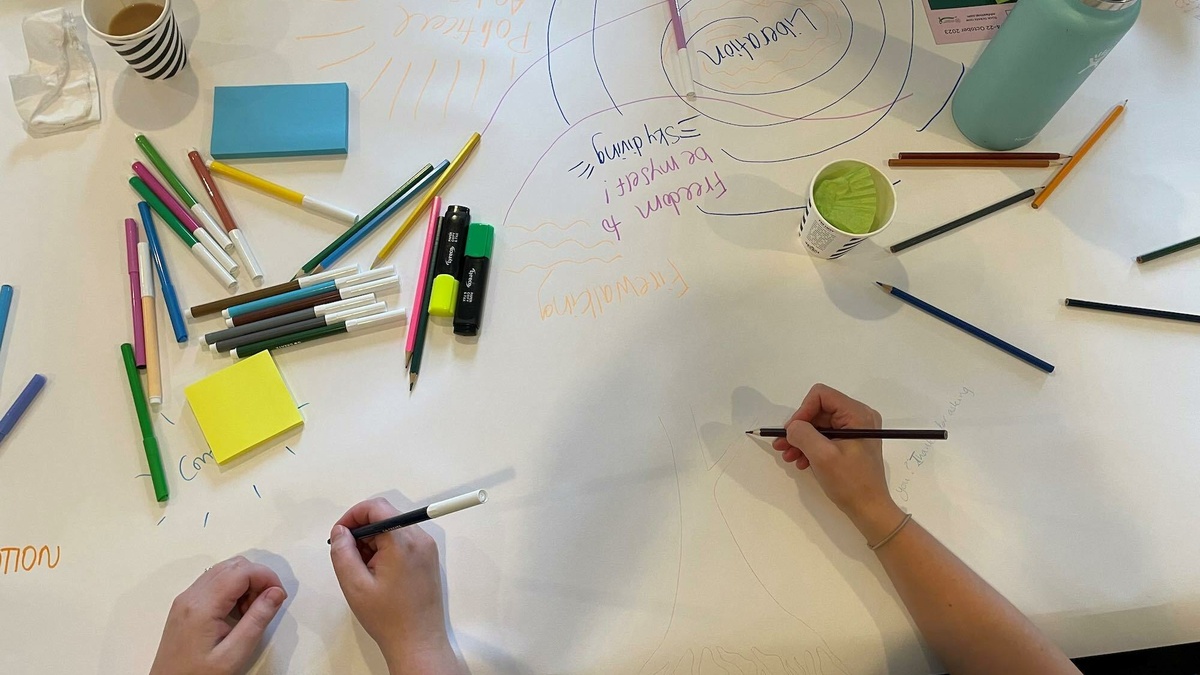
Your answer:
[952,0,1140,150]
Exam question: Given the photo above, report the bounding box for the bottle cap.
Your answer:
[428,275,459,317]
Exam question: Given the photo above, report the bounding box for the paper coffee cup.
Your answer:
[81,0,188,80]
[798,159,896,259]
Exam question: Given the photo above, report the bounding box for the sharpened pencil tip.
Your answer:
[875,282,892,292]
[409,382,415,392]
[745,430,756,436]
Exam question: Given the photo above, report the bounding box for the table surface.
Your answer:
[2,0,1200,673]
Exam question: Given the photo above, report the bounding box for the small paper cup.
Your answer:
[798,159,896,259]
[81,0,188,80]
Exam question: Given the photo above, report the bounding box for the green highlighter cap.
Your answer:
[464,223,494,257]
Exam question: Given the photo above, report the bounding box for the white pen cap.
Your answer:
[336,265,395,288]
[326,301,386,324]
[427,490,488,518]
[314,294,376,317]
[340,276,400,299]
[298,264,360,287]
[344,308,406,332]
[137,243,155,298]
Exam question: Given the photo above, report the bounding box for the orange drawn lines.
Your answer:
[318,41,376,70]
[506,255,623,274]
[510,56,516,81]
[362,57,394,101]
[414,59,438,119]
[443,59,461,119]
[472,58,487,108]
[297,25,364,40]
[513,239,614,251]
[507,220,588,232]
[389,61,414,120]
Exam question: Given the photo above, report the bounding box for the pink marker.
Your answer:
[125,219,146,368]
[132,161,240,278]
[406,196,441,368]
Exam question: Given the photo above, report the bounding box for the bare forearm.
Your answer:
[853,505,1080,675]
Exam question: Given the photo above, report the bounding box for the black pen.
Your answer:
[328,490,488,543]
[746,428,947,440]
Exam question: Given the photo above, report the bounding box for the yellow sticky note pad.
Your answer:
[185,352,303,464]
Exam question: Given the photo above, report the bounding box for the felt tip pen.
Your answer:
[139,203,188,343]
[222,266,396,319]
[130,177,237,291]
[188,148,265,282]
[0,374,47,446]
[453,223,494,336]
[139,243,163,407]
[206,159,359,225]
[187,265,359,319]
[203,295,375,345]
[0,284,11,356]
[212,301,387,354]
[428,205,471,317]
[135,133,234,253]
[125,219,146,367]
[120,343,168,502]
[224,276,399,327]
[332,490,489,542]
[232,308,408,359]
[133,161,239,276]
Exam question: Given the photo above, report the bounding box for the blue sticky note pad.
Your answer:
[211,83,349,159]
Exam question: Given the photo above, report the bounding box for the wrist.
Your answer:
[845,497,905,545]
[384,636,460,675]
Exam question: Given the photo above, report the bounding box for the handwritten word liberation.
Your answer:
[698,10,808,67]
[590,116,701,165]
[635,170,728,219]
[396,6,532,53]
[0,546,60,574]
[895,387,974,503]
[540,259,689,320]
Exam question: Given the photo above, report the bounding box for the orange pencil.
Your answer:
[1032,100,1126,210]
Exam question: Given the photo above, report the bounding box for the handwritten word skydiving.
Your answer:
[698,9,810,67]
[590,116,701,165]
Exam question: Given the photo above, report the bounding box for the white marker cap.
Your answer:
[340,276,399,299]
[298,264,361,287]
[194,227,240,277]
[314,294,375,317]
[301,195,358,225]
[336,266,395,288]
[191,243,238,291]
[427,490,488,518]
[191,203,233,253]
[326,301,386,324]
[137,243,155,298]
[230,229,265,284]
[345,308,406,332]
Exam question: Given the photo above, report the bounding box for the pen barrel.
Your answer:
[143,436,169,502]
[428,490,488,518]
[453,256,490,336]
[230,229,265,283]
[0,374,47,438]
[233,323,343,359]
[129,272,146,368]
[191,203,234,252]
[302,196,358,225]
[194,228,240,276]
[191,243,238,290]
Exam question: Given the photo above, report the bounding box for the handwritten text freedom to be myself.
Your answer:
[0,546,60,574]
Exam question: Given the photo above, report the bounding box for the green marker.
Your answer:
[231,309,408,359]
[120,343,168,502]
[130,177,238,290]
[295,163,435,279]
[135,133,234,253]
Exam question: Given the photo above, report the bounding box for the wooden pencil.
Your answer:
[746,428,947,440]
[889,159,1052,169]
[1063,299,1200,325]
[1033,100,1127,209]
[890,188,1037,253]
[898,152,1065,161]
[1135,234,1200,264]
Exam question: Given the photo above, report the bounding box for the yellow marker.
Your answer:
[206,159,359,225]
[371,132,481,268]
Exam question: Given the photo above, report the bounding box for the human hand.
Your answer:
[149,556,287,675]
[772,384,904,540]
[329,498,462,675]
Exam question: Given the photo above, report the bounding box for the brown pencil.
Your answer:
[888,159,1053,169]
[897,152,1064,161]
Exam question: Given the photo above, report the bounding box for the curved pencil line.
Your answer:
[389,62,413,120]
[636,419,686,675]
[592,0,622,115]
[296,25,364,40]
[512,238,614,250]
[917,61,965,133]
[507,219,589,232]
[547,0,569,124]
[505,255,622,274]
[362,56,393,101]
[697,205,806,217]
[485,1,663,134]
[472,58,487,108]
[443,59,462,119]
[317,41,375,70]
[414,59,437,119]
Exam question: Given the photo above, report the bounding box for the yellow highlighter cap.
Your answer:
[428,275,460,317]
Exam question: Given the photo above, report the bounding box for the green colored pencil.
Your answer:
[294,164,435,279]
[120,343,168,502]
[1136,234,1200,264]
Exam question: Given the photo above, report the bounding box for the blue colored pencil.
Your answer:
[878,282,1054,373]
[315,160,450,272]
[0,374,47,445]
[0,285,12,353]
[138,203,188,343]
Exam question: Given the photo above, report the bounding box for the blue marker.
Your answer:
[223,267,395,320]
[0,284,12,353]
[138,203,188,343]
[318,160,449,271]
[0,374,47,445]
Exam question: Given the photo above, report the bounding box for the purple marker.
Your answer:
[0,374,47,445]
[125,219,146,368]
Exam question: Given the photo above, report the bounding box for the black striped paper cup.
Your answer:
[81,0,188,80]
[798,160,897,259]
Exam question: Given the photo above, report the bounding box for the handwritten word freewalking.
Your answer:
[539,259,689,320]
[0,546,60,574]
